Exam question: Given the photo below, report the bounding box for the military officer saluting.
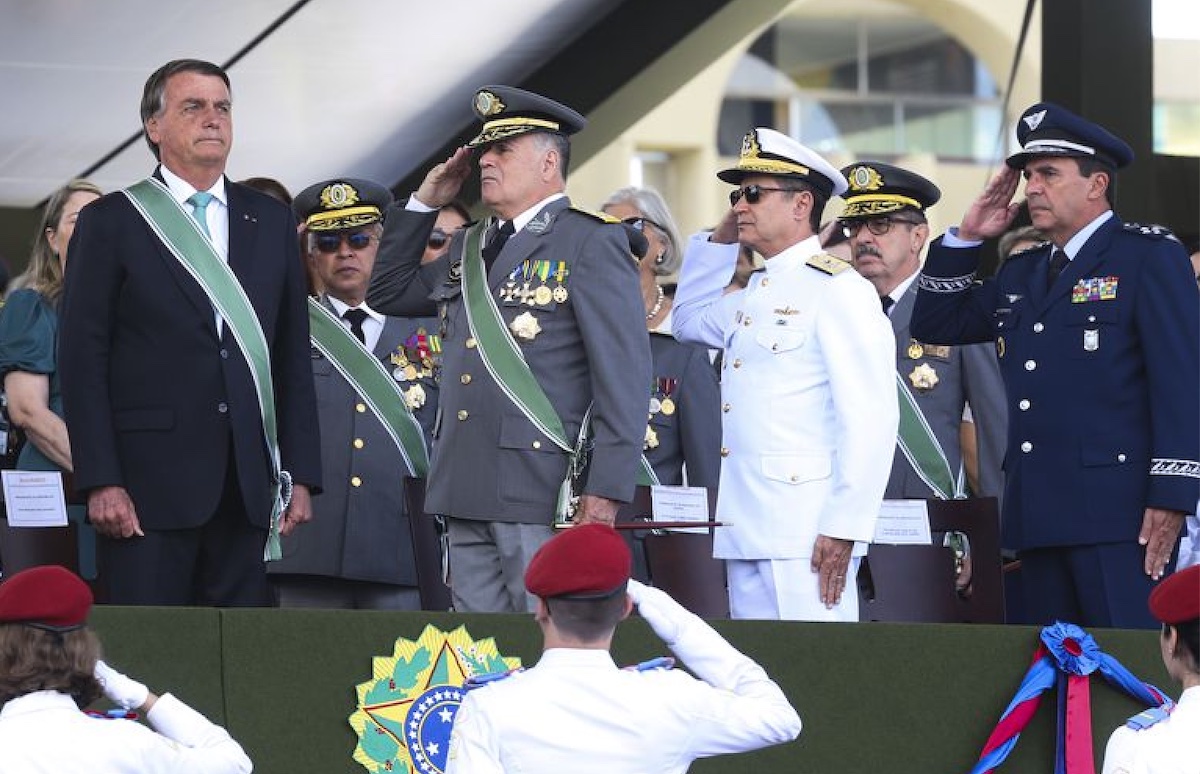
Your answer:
[912,103,1200,628]
[673,128,898,621]
[840,162,1006,505]
[269,179,436,609]
[367,86,652,613]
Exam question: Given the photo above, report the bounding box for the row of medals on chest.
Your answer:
[644,378,678,450]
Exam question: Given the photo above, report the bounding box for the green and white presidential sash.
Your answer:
[894,373,966,500]
[307,298,428,477]
[123,177,291,560]
[459,219,658,525]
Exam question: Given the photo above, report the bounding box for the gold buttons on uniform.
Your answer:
[789,475,799,483]
[353,438,364,449]
[720,447,730,457]
[355,403,366,413]
[465,337,477,349]
[460,374,472,385]
[743,317,753,326]
[350,476,362,487]
[761,278,770,287]
[733,359,743,368]
[457,410,469,421]
[722,403,731,412]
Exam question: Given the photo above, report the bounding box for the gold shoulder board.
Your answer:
[805,252,851,276]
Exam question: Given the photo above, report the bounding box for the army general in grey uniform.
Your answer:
[270,179,437,609]
[839,162,1006,504]
[368,86,651,613]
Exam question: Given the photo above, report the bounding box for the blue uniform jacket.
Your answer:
[911,215,1199,550]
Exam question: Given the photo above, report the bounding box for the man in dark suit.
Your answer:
[840,162,1006,504]
[269,178,437,609]
[368,86,651,613]
[912,103,1200,628]
[59,59,321,606]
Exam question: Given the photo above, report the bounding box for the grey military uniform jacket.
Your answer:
[887,282,1006,502]
[270,299,439,585]
[645,328,722,488]
[369,196,651,525]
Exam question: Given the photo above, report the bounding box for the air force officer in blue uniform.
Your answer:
[912,103,1200,628]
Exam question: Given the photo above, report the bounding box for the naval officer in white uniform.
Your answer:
[673,127,898,621]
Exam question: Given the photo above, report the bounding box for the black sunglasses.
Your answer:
[427,229,452,250]
[621,216,665,234]
[729,184,800,206]
[840,216,922,238]
[314,230,374,254]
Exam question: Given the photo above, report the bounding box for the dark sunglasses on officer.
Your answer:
[840,215,923,239]
[427,229,455,250]
[728,184,803,207]
[314,229,375,254]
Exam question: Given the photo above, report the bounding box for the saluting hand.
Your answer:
[280,484,312,537]
[1139,507,1185,580]
[416,147,473,208]
[708,208,740,245]
[959,166,1022,242]
[87,486,143,539]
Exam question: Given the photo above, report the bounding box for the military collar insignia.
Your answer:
[847,165,885,192]
[474,90,506,117]
[526,210,553,234]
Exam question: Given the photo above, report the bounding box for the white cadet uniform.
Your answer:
[673,233,898,621]
[445,581,800,774]
[1102,686,1199,774]
[0,690,252,773]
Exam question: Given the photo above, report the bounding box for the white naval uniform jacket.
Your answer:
[673,233,898,560]
[1102,685,1199,774]
[0,690,252,773]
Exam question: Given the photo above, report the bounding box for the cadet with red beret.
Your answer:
[0,565,252,772]
[445,524,801,773]
[1102,564,1200,773]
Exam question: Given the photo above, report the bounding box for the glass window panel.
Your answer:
[801,102,897,156]
[717,98,777,156]
[904,103,1002,161]
[1154,101,1200,156]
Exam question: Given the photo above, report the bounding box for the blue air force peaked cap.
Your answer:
[293,178,393,232]
[468,85,586,148]
[839,161,941,219]
[1006,102,1134,170]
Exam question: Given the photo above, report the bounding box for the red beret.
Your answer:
[525,524,631,599]
[0,565,93,630]
[1149,565,1200,625]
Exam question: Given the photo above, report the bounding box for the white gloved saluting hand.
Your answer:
[94,659,150,710]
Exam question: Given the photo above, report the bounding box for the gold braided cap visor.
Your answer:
[305,205,381,231]
[841,193,924,219]
[468,117,561,148]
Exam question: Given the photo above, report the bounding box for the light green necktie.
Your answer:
[187,191,214,237]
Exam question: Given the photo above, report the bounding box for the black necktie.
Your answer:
[482,220,515,273]
[343,307,369,344]
[1047,249,1070,290]
[881,295,895,316]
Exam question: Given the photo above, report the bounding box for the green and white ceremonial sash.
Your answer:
[307,299,428,477]
[894,373,966,500]
[460,220,658,524]
[123,177,291,560]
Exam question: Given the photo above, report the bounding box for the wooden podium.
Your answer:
[857,497,1004,624]
[617,486,728,619]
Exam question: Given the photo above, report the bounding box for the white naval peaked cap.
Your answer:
[718,127,848,198]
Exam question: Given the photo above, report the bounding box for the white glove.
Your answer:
[94,660,150,710]
[627,579,693,645]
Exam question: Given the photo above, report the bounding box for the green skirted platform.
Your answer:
[89,608,1169,774]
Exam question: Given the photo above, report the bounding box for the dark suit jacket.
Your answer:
[645,330,722,488]
[59,172,321,531]
[912,216,1199,550]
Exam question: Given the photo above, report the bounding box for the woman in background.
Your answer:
[601,186,721,490]
[0,180,101,577]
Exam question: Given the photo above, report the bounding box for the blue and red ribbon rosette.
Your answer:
[969,622,1173,774]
